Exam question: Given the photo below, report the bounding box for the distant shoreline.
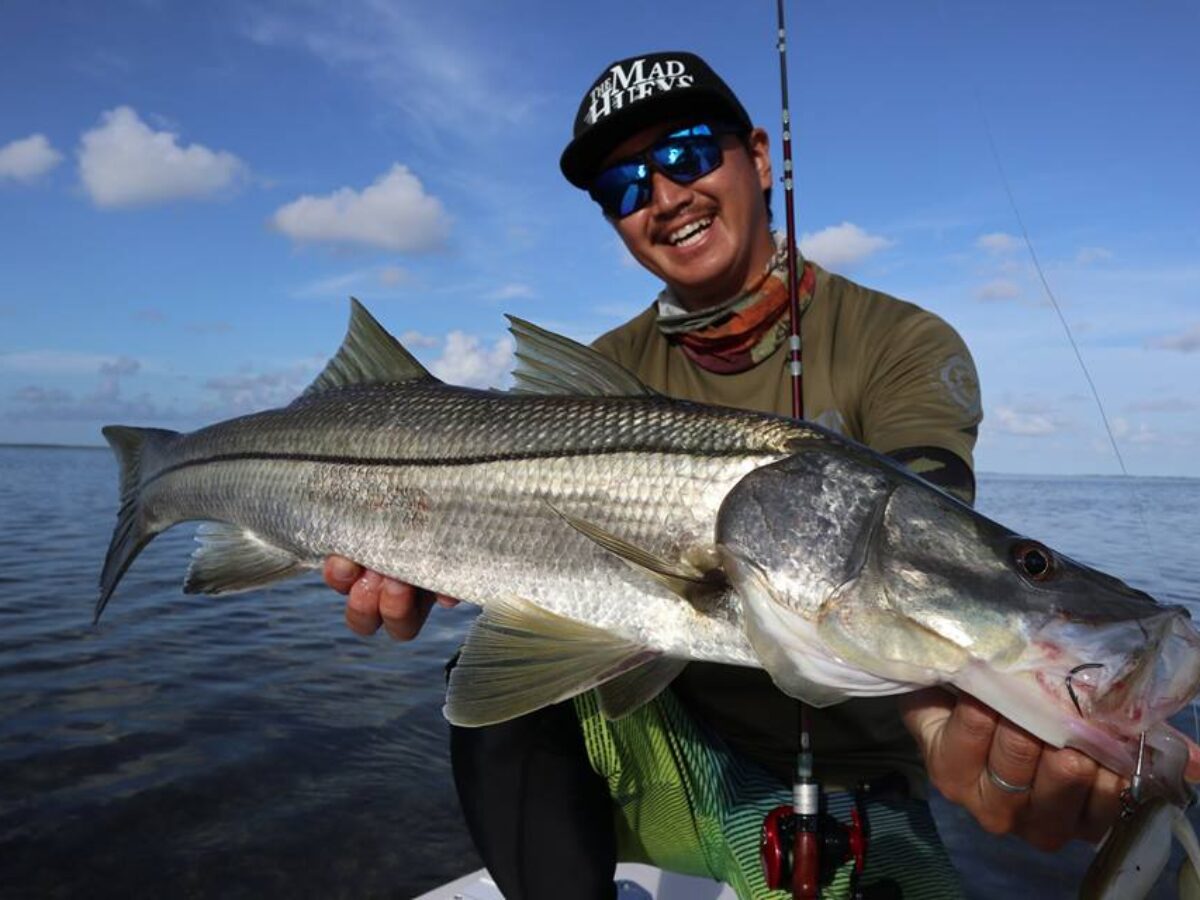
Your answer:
[0,443,1194,480]
[0,442,107,451]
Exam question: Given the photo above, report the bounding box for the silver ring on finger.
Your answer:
[986,765,1033,795]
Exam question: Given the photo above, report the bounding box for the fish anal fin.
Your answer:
[184,523,308,595]
[301,298,437,397]
[549,505,727,604]
[444,595,658,727]
[596,657,688,720]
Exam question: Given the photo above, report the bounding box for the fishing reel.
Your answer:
[760,801,865,898]
[760,774,906,900]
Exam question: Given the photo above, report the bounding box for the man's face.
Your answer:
[599,121,775,311]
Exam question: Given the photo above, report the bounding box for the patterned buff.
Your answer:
[656,233,814,374]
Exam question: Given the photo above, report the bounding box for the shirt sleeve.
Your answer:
[859,309,982,472]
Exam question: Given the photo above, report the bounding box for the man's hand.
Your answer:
[324,556,459,641]
[900,688,1200,851]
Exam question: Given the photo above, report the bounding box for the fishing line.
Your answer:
[969,86,1169,591]
[975,106,1130,476]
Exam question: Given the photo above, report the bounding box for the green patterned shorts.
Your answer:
[575,689,964,900]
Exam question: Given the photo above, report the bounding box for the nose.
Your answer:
[648,170,693,217]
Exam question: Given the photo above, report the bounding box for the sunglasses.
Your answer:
[588,123,742,219]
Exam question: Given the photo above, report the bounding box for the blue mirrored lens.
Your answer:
[590,161,651,218]
[589,125,727,218]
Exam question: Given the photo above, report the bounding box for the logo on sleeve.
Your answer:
[939,354,981,418]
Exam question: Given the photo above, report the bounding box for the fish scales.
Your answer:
[133,383,805,662]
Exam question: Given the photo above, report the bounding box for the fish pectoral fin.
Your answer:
[444,594,658,727]
[596,657,689,720]
[549,505,727,604]
[299,298,438,399]
[183,523,308,595]
[505,315,656,398]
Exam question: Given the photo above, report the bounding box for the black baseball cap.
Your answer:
[560,51,752,188]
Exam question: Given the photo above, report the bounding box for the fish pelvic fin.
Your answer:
[97,425,179,623]
[596,657,688,720]
[444,594,660,727]
[505,314,656,398]
[301,298,438,398]
[184,523,308,595]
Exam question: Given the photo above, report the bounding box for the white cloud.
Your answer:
[292,265,413,299]
[1147,324,1200,353]
[242,4,537,139]
[977,232,1019,254]
[798,222,892,269]
[0,134,63,182]
[398,329,439,349]
[78,106,247,208]
[1125,396,1197,414]
[1076,246,1113,265]
[429,332,513,388]
[485,283,533,302]
[378,265,408,287]
[991,405,1063,437]
[202,365,314,415]
[271,164,450,252]
[976,279,1021,302]
[0,349,127,376]
[1111,417,1161,446]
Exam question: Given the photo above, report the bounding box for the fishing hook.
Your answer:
[1119,732,1149,818]
[1065,662,1104,718]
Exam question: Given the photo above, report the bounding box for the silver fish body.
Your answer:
[99,300,1200,815]
[109,381,803,665]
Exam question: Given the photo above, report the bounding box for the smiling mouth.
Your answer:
[667,218,712,247]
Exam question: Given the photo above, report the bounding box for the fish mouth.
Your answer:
[1081,608,1200,732]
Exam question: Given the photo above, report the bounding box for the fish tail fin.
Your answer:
[96,425,178,623]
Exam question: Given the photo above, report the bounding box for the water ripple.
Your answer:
[2,449,1197,897]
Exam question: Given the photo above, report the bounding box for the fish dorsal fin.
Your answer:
[596,657,688,720]
[183,523,307,595]
[549,503,727,604]
[303,298,436,397]
[506,315,656,397]
[444,594,658,727]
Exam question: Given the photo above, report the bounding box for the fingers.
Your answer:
[378,579,437,641]
[335,561,457,641]
[324,556,363,593]
[344,570,384,636]
[900,690,1124,850]
[977,717,1041,832]
[917,692,998,806]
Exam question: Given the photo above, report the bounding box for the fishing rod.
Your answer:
[758,3,872,899]
[776,0,804,423]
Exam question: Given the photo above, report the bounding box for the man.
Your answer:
[327,51,1135,897]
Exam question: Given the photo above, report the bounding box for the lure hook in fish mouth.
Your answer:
[1123,731,1149,815]
[1066,662,1105,718]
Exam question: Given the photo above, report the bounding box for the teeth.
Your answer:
[669,218,711,246]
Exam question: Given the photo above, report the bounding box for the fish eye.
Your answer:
[1012,540,1055,582]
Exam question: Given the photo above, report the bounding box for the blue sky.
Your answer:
[1,0,1197,475]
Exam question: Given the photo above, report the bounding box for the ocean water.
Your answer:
[1,445,1197,898]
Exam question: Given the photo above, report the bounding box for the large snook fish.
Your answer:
[99,301,1200,887]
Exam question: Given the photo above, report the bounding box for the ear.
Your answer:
[748,127,773,191]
